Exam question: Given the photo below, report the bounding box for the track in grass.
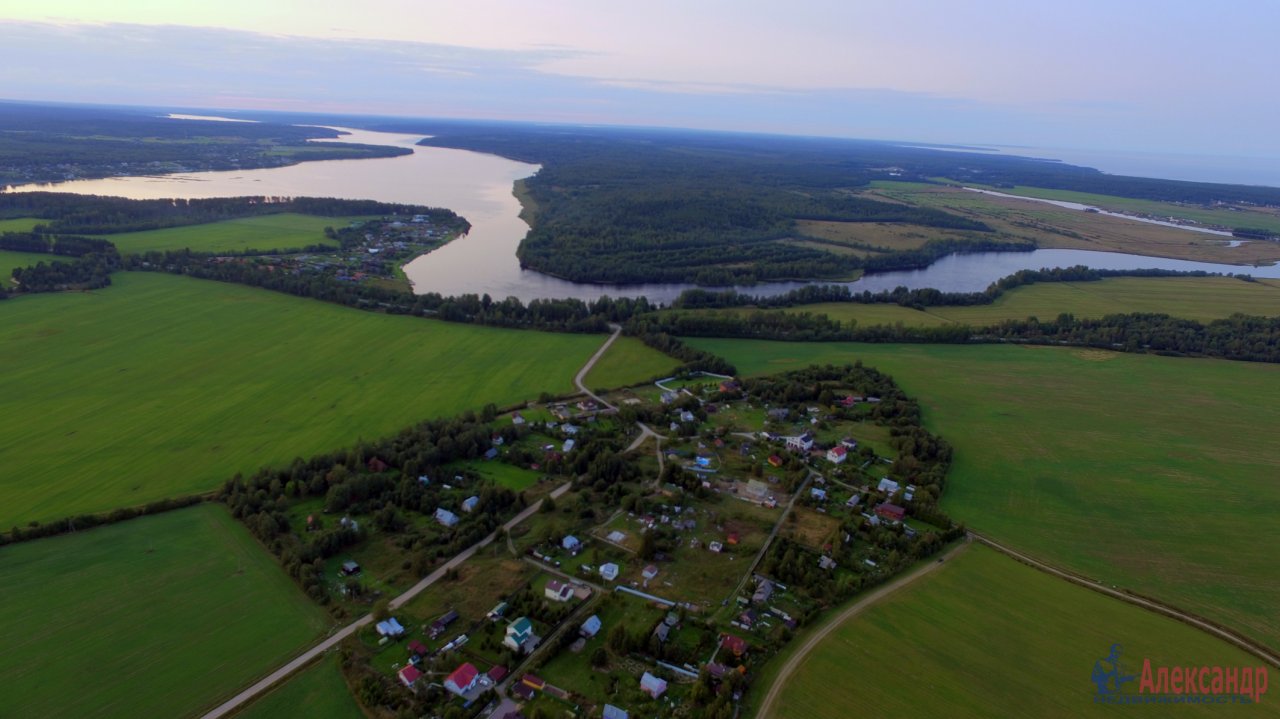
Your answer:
[690,339,1280,650]
[767,545,1278,718]
[0,272,630,526]
[0,504,331,719]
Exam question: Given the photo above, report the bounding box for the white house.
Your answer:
[545,579,575,602]
[443,662,480,696]
[877,477,900,495]
[435,508,460,527]
[580,614,602,638]
[562,535,582,552]
[826,446,848,464]
[786,433,814,453]
[461,496,480,513]
[599,563,620,581]
[640,672,668,698]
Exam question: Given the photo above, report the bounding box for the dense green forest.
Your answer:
[0,102,409,186]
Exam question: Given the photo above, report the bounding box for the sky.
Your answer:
[3,1,1279,162]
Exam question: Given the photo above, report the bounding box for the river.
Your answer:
[8,124,1279,304]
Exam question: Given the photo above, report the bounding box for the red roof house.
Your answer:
[444,662,480,696]
[407,640,429,656]
[487,665,509,683]
[721,634,749,656]
[398,664,423,689]
[875,503,906,522]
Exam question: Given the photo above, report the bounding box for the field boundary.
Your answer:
[972,532,1280,670]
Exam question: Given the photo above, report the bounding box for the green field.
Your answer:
[237,654,362,719]
[769,545,1278,718]
[740,276,1280,328]
[0,216,41,233]
[690,339,1280,648]
[99,213,374,254]
[0,504,331,719]
[1,249,59,287]
[0,272,627,527]
[583,336,682,389]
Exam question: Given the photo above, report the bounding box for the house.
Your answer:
[719,379,741,394]
[705,662,731,679]
[603,705,630,719]
[461,496,480,513]
[708,541,724,553]
[876,503,906,522]
[786,433,814,453]
[846,494,863,509]
[484,447,500,460]
[398,664,423,689]
[340,560,361,576]
[826,446,848,464]
[444,662,480,696]
[488,601,509,620]
[545,580,575,602]
[752,578,774,605]
[877,477,900,495]
[376,617,405,638]
[511,683,535,701]
[727,532,740,546]
[504,617,536,652]
[407,639,429,657]
[810,487,827,501]
[767,454,784,468]
[581,614,602,638]
[430,610,460,639]
[640,672,668,698]
[720,634,749,657]
[766,408,790,421]
[562,439,576,453]
[512,412,526,425]
[840,437,858,449]
[599,563,620,581]
[819,555,838,570]
[367,457,390,473]
[562,535,582,552]
[522,674,547,691]
[642,565,659,580]
[660,391,678,404]
[435,508,459,528]
[492,433,505,446]
[680,410,696,423]
[840,395,859,408]
[563,424,579,435]
[653,623,670,642]
[738,608,758,627]
[904,485,916,502]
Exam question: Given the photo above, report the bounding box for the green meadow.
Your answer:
[99,213,375,254]
[689,339,1280,649]
[583,336,683,389]
[0,504,331,719]
[768,545,1278,719]
[237,654,362,719]
[0,216,41,233]
[1,249,58,286]
[0,272,635,527]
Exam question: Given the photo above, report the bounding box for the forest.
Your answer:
[0,102,408,186]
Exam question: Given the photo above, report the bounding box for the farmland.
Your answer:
[0,216,41,233]
[99,213,375,254]
[767,545,1277,719]
[688,339,1280,648]
[706,276,1280,328]
[583,336,683,390]
[867,182,1280,266]
[237,654,362,719]
[0,504,331,719]
[0,272,639,527]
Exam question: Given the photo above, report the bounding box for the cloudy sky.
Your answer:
[3,1,1278,159]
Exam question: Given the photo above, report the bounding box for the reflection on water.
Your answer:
[9,126,1276,304]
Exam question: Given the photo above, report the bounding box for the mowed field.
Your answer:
[99,213,373,254]
[689,339,1280,648]
[0,504,331,719]
[0,272,624,526]
[768,545,1279,719]
[719,276,1280,328]
[583,335,682,389]
[237,654,362,719]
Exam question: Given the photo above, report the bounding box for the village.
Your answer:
[316,366,954,719]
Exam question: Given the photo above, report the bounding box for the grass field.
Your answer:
[689,339,1280,649]
[0,272,625,527]
[768,545,1279,718]
[0,504,332,719]
[99,213,375,254]
[583,336,682,390]
[236,654,362,719]
[1,249,59,287]
[869,182,1280,266]
[728,276,1280,328]
[0,216,41,233]
[794,219,973,251]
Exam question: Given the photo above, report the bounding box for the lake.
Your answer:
[9,124,1279,304]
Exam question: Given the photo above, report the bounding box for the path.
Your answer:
[201,483,572,719]
[573,323,621,411]
[973,533,1280,670]
[755,539,973,718]
[725,471,815,607]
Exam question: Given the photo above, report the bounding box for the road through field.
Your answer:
[756,538,972,719]
[201,482,571,719]
[573,323,621,410]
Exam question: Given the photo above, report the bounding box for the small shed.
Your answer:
[640,672,668,698]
